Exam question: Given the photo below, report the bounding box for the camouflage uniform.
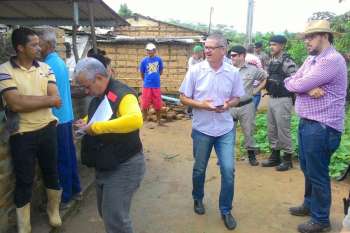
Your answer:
[256,51,269,70]
[266,52,297,160]
[230,64,266,165]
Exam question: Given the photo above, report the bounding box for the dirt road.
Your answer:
[60,119,348,233]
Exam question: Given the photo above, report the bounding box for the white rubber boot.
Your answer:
[46,189,62,227]
[16,203,31,233]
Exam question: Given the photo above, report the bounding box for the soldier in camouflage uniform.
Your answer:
[254,41,269,70]
[229,45,267,166]
[261,35,297,172]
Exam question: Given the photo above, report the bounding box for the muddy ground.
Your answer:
[60,119,349,233]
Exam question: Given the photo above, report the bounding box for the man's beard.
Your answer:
[308,47,320,56]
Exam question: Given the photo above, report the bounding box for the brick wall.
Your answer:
[116,21,203,38]
[98,42,193,94]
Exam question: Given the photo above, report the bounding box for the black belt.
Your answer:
[270,94,292,98]
[236,98,252,107]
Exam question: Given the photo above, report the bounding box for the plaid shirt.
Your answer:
[284,46,347,132]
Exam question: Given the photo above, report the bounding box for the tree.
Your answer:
[308,11,336,21]
[118,3,133,18]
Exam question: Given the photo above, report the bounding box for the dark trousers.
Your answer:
[57,122,81,203]
[96,152,145,233]
[298,118,341,224]
[252,92,261,111]
[9,123,60,208]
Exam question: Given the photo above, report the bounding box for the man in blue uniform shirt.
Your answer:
[37,27,82,208]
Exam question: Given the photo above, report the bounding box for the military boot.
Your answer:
[261,149,281,167]
[247,150,259,166]
[276,153,293,171]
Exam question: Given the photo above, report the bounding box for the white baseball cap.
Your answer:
[145,43,156,50]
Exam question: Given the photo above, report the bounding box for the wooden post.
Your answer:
[72,1,79,62]
[88,0,97,54]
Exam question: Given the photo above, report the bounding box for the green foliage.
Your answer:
[238,112,299,156]
[286,40,308,66]
[332,14,350,54]
[237,110,350,179]
[167,19,208,33]
[309,11,336,21]
[329,109,350,178]
[118,3,133,18]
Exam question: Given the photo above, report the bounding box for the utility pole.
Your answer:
[208,7,214,34]
[245,0,254,45]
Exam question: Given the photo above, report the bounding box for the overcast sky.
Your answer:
[104,0,350,33]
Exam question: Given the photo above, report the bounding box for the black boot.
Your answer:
[276,153,293,171]
[261,149,281,167]
[247,150,259,166]
[193,200,205,215]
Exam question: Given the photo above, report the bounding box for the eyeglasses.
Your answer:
[230,53,239,58]
[204,46,224,51]
[304,33,318,41]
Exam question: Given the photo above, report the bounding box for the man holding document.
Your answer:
[73,57,145,233]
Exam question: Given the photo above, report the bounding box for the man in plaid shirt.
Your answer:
[285,20,347,233]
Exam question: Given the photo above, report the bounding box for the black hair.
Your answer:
[11,27,37,53]
[90,53,107,68]
[87,48,106,57]
[326,33,334,44]
[311,32,334,44]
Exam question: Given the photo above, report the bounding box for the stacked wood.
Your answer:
[145,104,187,122]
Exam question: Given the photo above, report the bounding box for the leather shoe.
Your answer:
[289,204,310,216]
[193,200,205,215]
[297,220,331,233]
[221,213,237,230]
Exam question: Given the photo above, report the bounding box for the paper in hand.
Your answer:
[74,95,113,138]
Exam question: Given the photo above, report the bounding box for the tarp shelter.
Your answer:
[0,0,129,60]
[0,0,128,26]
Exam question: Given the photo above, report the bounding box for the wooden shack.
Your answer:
[97,38,199,94]
[98,13,206,94]
[115,13,205,38]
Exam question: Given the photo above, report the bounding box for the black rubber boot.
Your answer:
[247,150,259,166]
[276,153,293,171]
[261,149,281,167]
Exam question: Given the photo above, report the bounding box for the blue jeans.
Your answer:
[57,122,81,203]
[298,118,341,224]
[191,129,235,215]
[252,92,261,111]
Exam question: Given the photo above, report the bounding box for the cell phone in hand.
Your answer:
[215,105,224,109]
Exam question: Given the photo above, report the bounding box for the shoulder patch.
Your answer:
[107,91,118,102]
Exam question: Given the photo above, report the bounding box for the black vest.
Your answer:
[266,54,293,98]
[81,79,143,171]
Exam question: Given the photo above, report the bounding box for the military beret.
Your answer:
[270,35,287,44]
[254,41,263,48]
[230,45,246,54]
[193,45,204,53]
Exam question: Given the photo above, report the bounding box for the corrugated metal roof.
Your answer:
[0,0,129,26]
